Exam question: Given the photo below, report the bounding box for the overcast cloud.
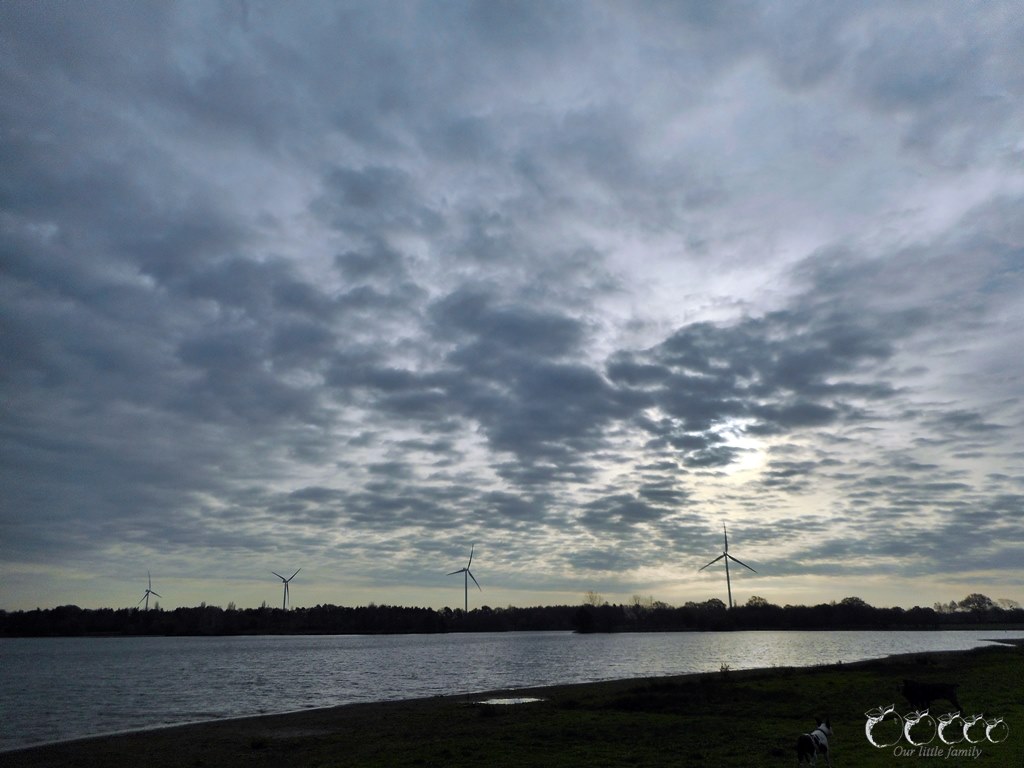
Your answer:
[2,1,1022,611]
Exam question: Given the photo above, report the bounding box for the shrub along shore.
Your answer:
[6,640,1022,767]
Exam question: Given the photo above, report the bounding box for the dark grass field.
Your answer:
[6,640,1022,767]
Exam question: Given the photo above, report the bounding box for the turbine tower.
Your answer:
[137,571,162,611]
[698,523,756,608]
[272,569,301,610]
[447,545,481,612]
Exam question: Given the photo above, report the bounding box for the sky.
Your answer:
[2,1,1023,613]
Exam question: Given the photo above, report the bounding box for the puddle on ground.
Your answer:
[476,697,545,705]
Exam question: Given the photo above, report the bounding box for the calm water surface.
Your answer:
[1,629,1021,751]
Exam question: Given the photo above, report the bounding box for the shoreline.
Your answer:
[6,640,1023,767]
[5,633,1022,755]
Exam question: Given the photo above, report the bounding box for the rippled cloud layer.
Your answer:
[2,2,1022,610]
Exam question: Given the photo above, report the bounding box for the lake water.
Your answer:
[1,629,1021,752]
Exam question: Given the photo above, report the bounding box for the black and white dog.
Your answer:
[796,718,833,767]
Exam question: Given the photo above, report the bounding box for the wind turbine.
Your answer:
[698,523,756,609]
[272,568,301,610]
[137,571,161,611]
[447,545,481,612]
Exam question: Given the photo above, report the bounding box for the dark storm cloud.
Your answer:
[583,493,665,529]
[183,258,319,316]
[408,288,639,479]
[431,287,585,357]
[926,410,1006,436]
[317,166,444,237]
[335,242,408,283]
[615,305,909,449]
[755,460,824,494]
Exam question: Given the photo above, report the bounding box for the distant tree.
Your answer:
[996,598,1021,610]
[632,594,655,610]
[839,596,870,608]
[958,593,996,612]
[700,598,727,612]
[746,595,770,608]
[584,590,605,607]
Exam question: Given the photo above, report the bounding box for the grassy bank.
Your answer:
[7,641,1022,767]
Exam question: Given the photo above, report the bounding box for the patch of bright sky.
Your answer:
[713,418,770,479]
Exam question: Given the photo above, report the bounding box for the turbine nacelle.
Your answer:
[272,568,301,610]
[448,545,481,612]
[698,524,756,609]
[137,571,162,611]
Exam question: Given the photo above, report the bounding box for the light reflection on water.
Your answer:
[1,629,1020,751]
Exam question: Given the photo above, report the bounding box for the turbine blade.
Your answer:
[723,524,728,551]
[272,571,285,580]
[150,590,162,598]
[727,554,757,573]
[468,569,481,591]
[698,554,725,571]
[137,594,146,606]
[447,569,464,576]
[468,544,474,568]
[290,568,301,581]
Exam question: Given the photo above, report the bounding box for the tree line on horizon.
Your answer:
[1,593,1021,637]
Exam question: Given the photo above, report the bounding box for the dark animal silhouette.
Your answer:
[902,679,962,712]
